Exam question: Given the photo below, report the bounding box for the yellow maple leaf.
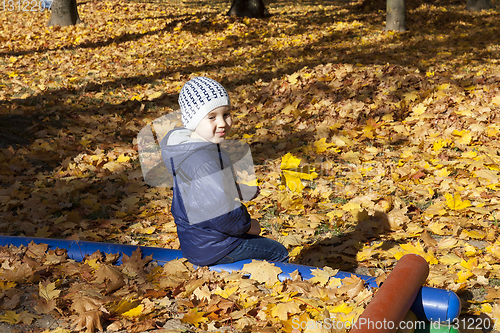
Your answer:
[116,154,130,163]
[122,304,143,318]
[461,229,485,240]
[280,154,318,193]
[397,242,438,264]
[341,151,360,163]
[287,247,303,261]
[193,285,211,302]
[437,83,450,90]
[39,282,61,302]
[434,168,450,177]
[455,108,474,116]
[281,104,296,115]
[148,91,162,100]
[213,285,238,298]
[486,242,500,259]
[340,201,361,213]
[460,258,477,271]
[400,242,425,253]
[481,304,493,319]
[462,150,478,159]
[330,303,353,314]
[271,301,301,320]
[242,260,283,286]
[326,210,343,223]
[0,311,20,324]
[138,226,156,234]
[439,253,462,266]
[309,267,338,286]
[84,258,100,270]
[403,91,418,102]
[452,129,472,145]
[456,270,473,283]
[181,308,208,327]
[282,170,305,192]
[0,281,16,291]
[281,153,301,170]
[326,277,342,288]
[313,138,334,154]
[412,104,427,116]
[288,72,300,85]
[445,193,471,210]
[356,246,376,262]
[436,236,458,249]
[432,139,448,151]
[278,191,305,212]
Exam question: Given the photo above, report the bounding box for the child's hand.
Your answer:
[247,219,261,235]
[250,186,261,200]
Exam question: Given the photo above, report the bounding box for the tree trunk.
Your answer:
[47,0,81,27]
[466,0,494,11]
[385,0,406,32]
[227,0,269,18]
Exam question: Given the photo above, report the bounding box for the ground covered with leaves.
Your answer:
[1,0,500,331]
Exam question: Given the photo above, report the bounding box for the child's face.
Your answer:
[192,106,233,143]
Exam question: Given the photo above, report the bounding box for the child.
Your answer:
[160,76,288,266]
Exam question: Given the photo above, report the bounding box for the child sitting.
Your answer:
[160,76,288,266]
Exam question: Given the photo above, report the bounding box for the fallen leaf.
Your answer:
[242,260,283,286]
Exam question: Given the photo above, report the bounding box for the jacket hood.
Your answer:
[160,128,219,175]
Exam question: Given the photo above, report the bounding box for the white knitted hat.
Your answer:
[178,77,231,131]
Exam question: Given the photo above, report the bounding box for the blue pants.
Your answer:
[213,235,289,265]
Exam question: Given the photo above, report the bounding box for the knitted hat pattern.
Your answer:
[178,77,231,131]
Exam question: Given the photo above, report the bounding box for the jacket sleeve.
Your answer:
[236,183,259,201]
[211,203,252,236]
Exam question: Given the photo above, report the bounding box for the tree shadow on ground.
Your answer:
[0,0,498,246]
[291,210,396,272]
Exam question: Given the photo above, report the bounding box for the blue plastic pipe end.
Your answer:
[446,291,461,323]
[410,287,461,322]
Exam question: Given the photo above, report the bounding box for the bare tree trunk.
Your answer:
[466,0,494,11]
[227,0,269,18]
[48,0,81,27]
[385,0,406,32]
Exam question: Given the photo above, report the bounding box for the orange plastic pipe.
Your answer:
[350,254,430,333]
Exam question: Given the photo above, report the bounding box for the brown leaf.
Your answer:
[26,242,48,259]
[420,230,438,247]
[1,262,33,283]
[73,310,104,333]
[33,298,56,314]
[70,293,103,315]
[44,249,67,265]
[121,248,152,276]
[128,319,156,333]
[105,320,123,332]
[1,293,20,310]
[93,264,125,293]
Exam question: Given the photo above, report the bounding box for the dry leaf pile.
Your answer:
[1,0,500,331]
[0,242,374,332]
